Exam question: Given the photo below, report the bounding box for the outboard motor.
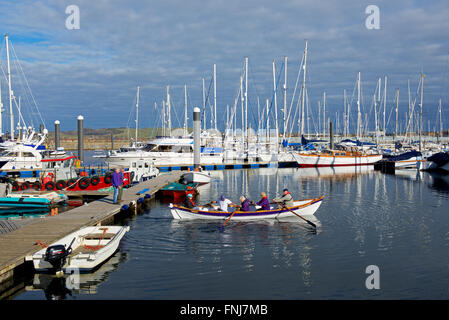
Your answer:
[44,238,75,273]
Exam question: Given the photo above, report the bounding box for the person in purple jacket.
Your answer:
[253,192,270,211]
[238,196,251,211]
[112,168,124,204]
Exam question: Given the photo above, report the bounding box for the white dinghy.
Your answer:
[26,226,130,273]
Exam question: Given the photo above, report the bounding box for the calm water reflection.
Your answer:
[11,167,449,299]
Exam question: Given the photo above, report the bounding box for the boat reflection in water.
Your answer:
[426,171,449,194]
[25,251,128,300]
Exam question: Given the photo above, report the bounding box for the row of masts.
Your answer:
[117,41,446,150]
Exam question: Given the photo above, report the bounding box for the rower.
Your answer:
[184,193,198,210]
[213,195,235,212]
[252,192,271,211]
[273,188,294,208]
[237,196,251,211]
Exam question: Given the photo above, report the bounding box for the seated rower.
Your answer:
[237,196,251,212]
[212,195,235,212]
[273,188,294,208]
[184,193,199,209]
[252,192,271,211]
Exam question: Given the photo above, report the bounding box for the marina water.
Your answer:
[11,166,449,299]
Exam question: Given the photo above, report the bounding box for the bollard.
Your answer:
[77,115,84,162]
[193,107,201,170]
[55,120,60,150]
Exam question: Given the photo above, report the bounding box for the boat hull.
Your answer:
[182,172,211,185]
[294,153,382,167]
[169,196,324,220]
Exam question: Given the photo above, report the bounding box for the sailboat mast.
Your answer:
[5,34,14,140]
[395,88,399,139]
[245,57,249,142]
[0,66,3,136]
[283,56,288,138]
[213,64,217,131]
[322,92,326,139]
[301,40,308,136]
[419,73,424,152]
[439,98,443,139]
[184,84,188,137]
[383,76,387,138]
[167,86,171,136]
[343,89,347,138]
[240,75,244,142]
[357,71,361,140]
[202,78,206,131]
[135,86,140,144]
[272,60,278,140]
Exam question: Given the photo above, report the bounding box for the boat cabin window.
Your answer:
[132,162,137,168]
[22,152,35,157]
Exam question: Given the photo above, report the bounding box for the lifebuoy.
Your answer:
[55,180,66,190]
[21,182,31,191]
[67,178,78,189]
[32,181,42,191]
[104,174,112,185]
[78,177,90,189]
[45,181,56,191]
[12,182,19,192]
[75,159,82,168]
[90,176,100,186]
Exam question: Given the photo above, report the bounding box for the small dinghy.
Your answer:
[25,225,130,273]
[169,196,324,220]
[161,182,199,202]
[182,171,212,185]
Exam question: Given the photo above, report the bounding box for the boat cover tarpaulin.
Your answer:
[385,150,422,161]
[427,152,449,167]
[340,139,376,147]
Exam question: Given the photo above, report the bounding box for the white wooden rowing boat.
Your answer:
[169,196,324,220]
[182,171,212,185]
[25,226,129,273]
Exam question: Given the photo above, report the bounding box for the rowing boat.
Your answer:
[25,226,130,273]
[169,196,324,220]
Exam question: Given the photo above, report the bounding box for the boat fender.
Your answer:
[32,181,42,191]
[21,182,31,191]
[104,174,112,185]
[90,176,100,186]
[138,197,144,204]
[45,181,56,191]
[121,204,129,211]
[144,193,151,199]
[12,182,19,192]
[55,180,66,190]
[67,178,78,189]
[78,177,90,189]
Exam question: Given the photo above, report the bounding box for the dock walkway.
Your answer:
[0,171,184,284]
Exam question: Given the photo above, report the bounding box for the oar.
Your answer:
[219,210,238,232]
[280,204,317,228]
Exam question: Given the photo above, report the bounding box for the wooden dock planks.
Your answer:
[0,171,184,282]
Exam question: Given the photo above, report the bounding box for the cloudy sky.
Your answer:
[0,0,448,134]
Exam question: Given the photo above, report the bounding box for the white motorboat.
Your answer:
[25,226,130,273]
[99,136,223,166]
